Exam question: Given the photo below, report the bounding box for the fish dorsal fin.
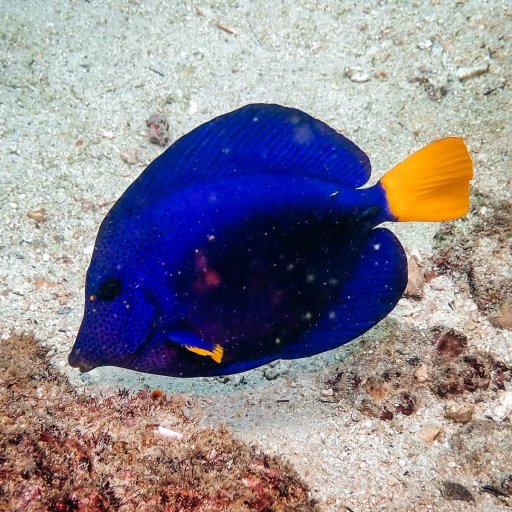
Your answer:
[119,104,371,213]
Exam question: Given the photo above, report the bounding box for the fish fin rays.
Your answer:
[119,104,371,214]
[380,137,473,221]
[278,228,407,359]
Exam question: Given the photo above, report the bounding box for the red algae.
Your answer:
[323,322,511,422]
[0,334,317,512]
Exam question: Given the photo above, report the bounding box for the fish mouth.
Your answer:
[68,348,97,373]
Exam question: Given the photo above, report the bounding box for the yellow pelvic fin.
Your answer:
[380,137,473,222]
[185,344,224,363]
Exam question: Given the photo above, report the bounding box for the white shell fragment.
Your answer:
[155,425,184,441]
[456,63,489,81]
[344,66,371,83]
[488,391,512,422]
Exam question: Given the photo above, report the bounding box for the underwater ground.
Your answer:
[1,1,511,510]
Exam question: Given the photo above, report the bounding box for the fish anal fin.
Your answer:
[278,227,407,359]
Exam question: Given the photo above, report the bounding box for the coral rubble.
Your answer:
[0,334,317,511]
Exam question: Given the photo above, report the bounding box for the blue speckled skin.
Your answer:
[69,104,407,377]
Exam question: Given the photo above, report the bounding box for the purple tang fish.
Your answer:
[69,104,473,377]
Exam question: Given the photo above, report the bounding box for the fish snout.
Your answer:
[68,347,97,373]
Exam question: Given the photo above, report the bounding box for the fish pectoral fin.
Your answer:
[167,330,224,364]
[184,344,224,364]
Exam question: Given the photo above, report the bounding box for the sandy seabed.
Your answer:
[1,1,511,511]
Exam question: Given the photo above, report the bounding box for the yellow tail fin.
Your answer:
[380,138,473,222]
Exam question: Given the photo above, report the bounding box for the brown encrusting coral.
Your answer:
[0,334,318,512]
[146,113,170,146]
[323,321,511,422]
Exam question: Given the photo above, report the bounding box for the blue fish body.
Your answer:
[69,104,472,377]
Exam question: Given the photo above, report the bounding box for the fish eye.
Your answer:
[97,278,123,301]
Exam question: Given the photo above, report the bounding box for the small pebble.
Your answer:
[344,66,371,83]
[488,391,512,422]
[101,130,114,139]
[441,481,474,502]
[404,253,425,299]
[418,38,433,50]
[119,149,140,165]
[188,100,198,115]
[445,401,474,423]
[230,374,246,386]
[321,388,334,397]
[151,389,163,400]
[491,303,512,330]
[464,316,478,331]
[57,307,72,315]
[418,425,443,443]
[263,367,280,380]
[27,208,48,223]
[362,419,373,429]
[414,363,429,383]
